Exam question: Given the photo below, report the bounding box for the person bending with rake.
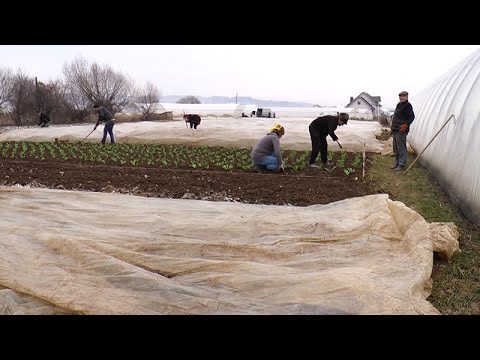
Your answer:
[93,104,116,144]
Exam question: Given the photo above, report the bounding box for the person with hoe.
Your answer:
[93,104,116,144]
[308,112,349,168]
[184,114,201,129]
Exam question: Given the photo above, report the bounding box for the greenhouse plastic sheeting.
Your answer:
[409,47,480,226]
[0,187,459,314]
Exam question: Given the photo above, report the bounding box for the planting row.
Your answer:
[0,141,364,175]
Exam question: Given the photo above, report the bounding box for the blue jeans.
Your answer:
[392,131,407,167]
[101,119,115,144]
[254,153,279,171]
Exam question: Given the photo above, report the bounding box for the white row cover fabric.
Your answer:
[126,104,375,120]
[271,107,374,120]
[156,103,245,118]
[0,187,459,314]
[0,118,390,153]
[409,47,480,226]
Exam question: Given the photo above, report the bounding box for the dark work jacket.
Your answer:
[185,114,201,125]
[309,115,339,141]
[97,107,114,122]
[95,106,114,128]
[38,113,50,125]
[391,101,415,132]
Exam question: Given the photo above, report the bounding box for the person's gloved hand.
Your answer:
[399,124,408,133]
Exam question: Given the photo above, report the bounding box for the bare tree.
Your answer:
[62,56,135,115]
[36,79,90,124]
[133,81,161,120]
[9,70,36,126]
[35,79,63,114]
[177,95,201,104]
[61,86,92,123]
[0,68,13,113]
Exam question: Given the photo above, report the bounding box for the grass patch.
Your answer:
[368,153,480,314]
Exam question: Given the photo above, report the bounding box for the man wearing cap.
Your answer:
[308,113,349,168]
[390,91,415,171]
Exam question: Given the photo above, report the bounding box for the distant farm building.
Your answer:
[346,92,386,121]
[241,105,274,118]
[242,105,257,117]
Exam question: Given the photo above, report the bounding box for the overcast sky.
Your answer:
[1,45,479,109]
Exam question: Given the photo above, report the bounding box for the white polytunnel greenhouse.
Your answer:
[409,47,480,226]
[157,103,245,118]
[270,107,325,118]
[271,107,373,120]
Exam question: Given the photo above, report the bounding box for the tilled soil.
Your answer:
[0,157,378,206]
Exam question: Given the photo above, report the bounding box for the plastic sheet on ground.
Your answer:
[0,187,459,314]
[0,118,391,153]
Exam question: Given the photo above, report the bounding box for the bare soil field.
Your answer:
[0,143,378,206]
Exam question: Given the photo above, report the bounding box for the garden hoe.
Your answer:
[80,128,96,143]
[336,140,343,149]
[183,110,188,128]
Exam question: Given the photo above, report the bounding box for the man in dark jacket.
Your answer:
[308,113,349,168]
[184,114,201,129]
[93,104,116,144]
[390,91,415,171]
[37,111,51,127]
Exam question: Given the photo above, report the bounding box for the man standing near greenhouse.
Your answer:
[93,104,116,144]
[390,91,415,171]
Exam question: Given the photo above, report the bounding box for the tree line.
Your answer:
[0,56,201,127]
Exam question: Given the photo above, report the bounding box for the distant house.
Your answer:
[346,92,384,120]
